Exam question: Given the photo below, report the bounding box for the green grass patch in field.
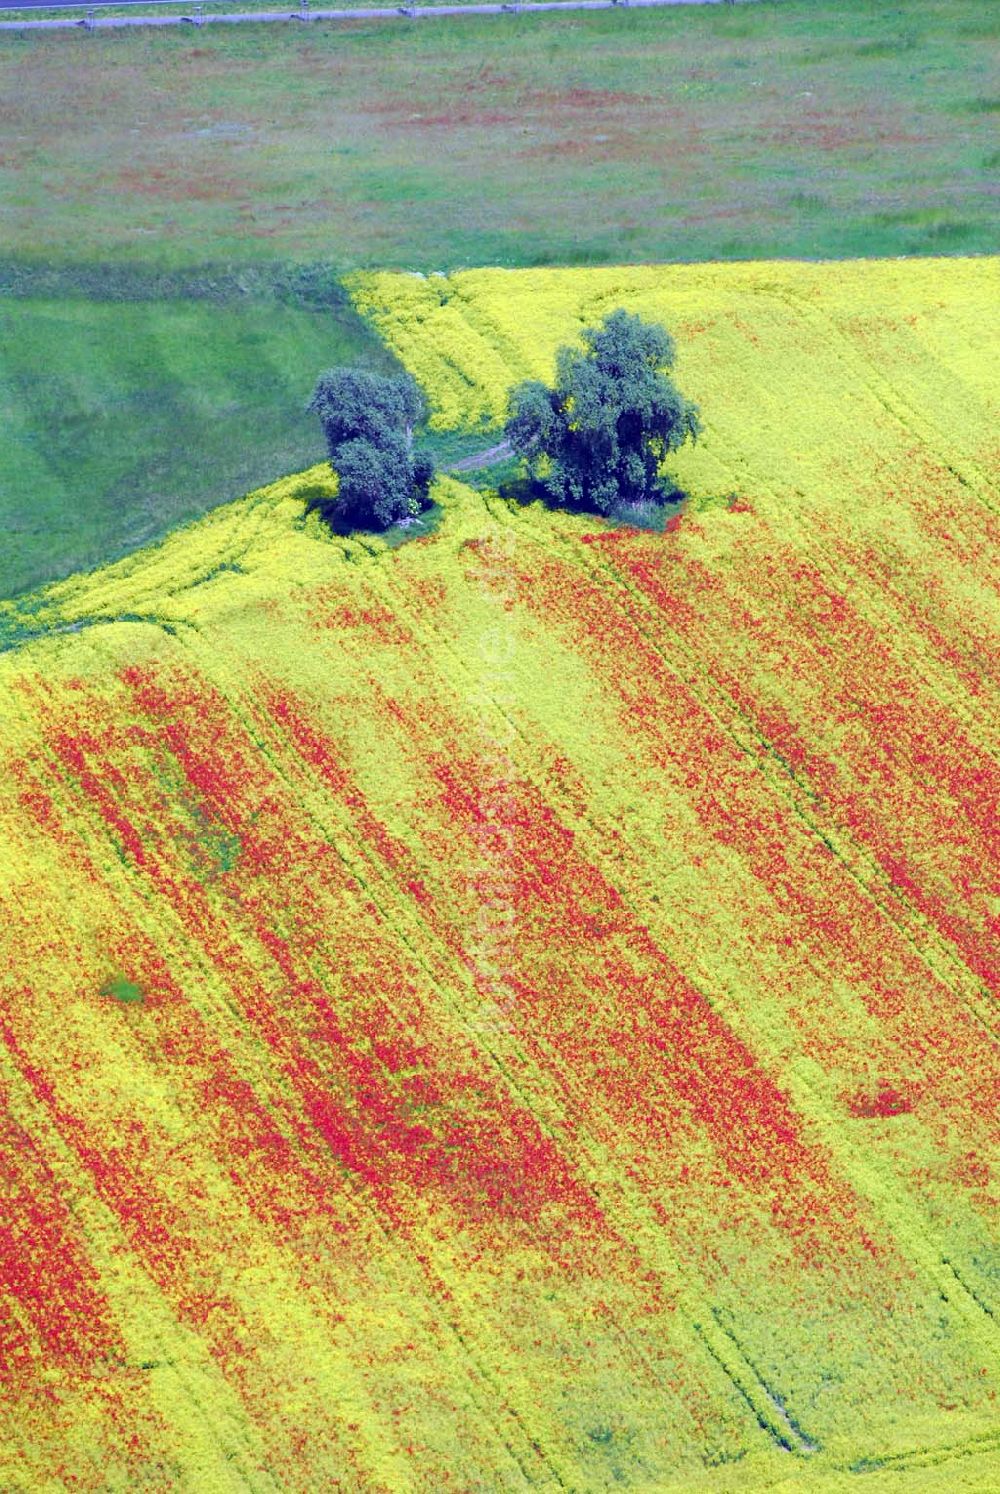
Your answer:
[101,974,145,1003]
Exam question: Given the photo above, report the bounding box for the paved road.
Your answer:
[1,0,740,30]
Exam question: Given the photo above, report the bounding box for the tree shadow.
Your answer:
[306,493,444,548]
[304,499,357,538]
[496,474,688,532]
[295,480,341,516]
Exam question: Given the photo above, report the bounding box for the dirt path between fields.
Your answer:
[446,440,513,472]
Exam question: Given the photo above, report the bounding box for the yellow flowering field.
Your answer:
[1,258,998,1490]
[349,255,997,482]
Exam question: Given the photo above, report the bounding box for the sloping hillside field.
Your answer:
[2,258,998,1490]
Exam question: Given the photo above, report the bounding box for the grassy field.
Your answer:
[0,281,400,597]
[1,0,996,598]
[1,258,997,1489]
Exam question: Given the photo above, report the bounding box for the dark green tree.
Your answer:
[308,367,435,531]
[504,309,701,514]
[334,434,414,530]
[309,368,424,451]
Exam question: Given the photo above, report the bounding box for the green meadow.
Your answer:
[0,285,396,597]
